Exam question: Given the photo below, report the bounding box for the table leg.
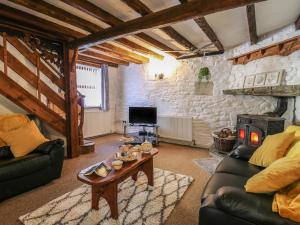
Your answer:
[91,185,101,210]
[102,182,118,219]
[132,172,138,181]
[141,158,154,186]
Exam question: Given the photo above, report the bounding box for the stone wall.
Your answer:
[116,25,300,148]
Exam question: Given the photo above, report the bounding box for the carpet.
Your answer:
[19,168,193,225]
[193,152,223,175]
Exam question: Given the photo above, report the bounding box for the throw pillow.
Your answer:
[0,121,48,157]
[0,138,6,147]
[245,157,300,193]
[248,132,296,167]
[0,114,30,132]
[0,146,13,159]
[286,141,300,158]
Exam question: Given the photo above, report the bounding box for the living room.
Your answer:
[0,0,300,225]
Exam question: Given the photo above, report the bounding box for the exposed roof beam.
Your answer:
[81,50,129,66]
[0,4,82,40]
[91,46,144,64]
[60,0,180,57]
[193,17,224,50]
[69,0,265,49]
[296,15,300,30]
[246,4,259,44]
[7,0,99,33]
[99,43,150,63]
[77,60,102,68]
[78,55,118,68]
[2,2,161,60]
[122,0,197,51]
[177,50,224,59]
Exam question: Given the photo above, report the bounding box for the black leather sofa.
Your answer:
[0,116,64,201]
[199,145,299,225]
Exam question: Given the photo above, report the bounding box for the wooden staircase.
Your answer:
[0,32,93,157]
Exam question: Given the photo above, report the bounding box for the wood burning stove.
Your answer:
[236,114,285,148]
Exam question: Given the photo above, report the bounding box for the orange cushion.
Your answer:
[0,114,30,132]
[0,138,6,147]
[0,121,48,157]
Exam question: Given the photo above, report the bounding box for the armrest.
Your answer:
[215,187,297,225]
[34,139,64,154]
[229,144,257,161]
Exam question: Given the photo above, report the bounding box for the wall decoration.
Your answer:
[265,70,283,87]
[243,75,255,88]
[197,67,211,82]
[253,73,267,87]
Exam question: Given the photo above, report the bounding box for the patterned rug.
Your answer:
[19,168,193,225]
[193,152,223,175]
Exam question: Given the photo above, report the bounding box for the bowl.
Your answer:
[112,160,123,170]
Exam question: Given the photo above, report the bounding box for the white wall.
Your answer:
[116,25,300,148]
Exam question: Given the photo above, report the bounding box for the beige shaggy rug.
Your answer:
[19,168,193,225]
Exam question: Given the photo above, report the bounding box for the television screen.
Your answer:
[129,107,157,124]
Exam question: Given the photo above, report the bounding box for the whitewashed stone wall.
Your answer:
[116,25,300,148]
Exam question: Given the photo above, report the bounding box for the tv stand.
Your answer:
[122,121,159,146]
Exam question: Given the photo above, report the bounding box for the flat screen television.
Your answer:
[129,107,157,124]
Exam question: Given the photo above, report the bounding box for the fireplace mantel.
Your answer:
[223,85,300,97]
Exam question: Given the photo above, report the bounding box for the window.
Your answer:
[76,65,102,108]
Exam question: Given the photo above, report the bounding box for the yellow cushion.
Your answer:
[285,126,300,137]
[0,114,30,132]
[249,132,296,167]
[0,138,6,147]
[245,157,300,193]
[287,141,300,158]
[0,121,48,157]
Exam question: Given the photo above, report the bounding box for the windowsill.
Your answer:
[85,107,103,112]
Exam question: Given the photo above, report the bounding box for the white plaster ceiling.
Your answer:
[2,0,299,52]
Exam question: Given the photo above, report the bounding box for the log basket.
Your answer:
[212,128,236,152]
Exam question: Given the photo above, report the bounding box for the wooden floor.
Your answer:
[0,134,211,225]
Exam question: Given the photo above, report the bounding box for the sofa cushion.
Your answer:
[0,146,13,159]
[202,173,249,200]
[216,157,263,178]
[0,153,51,182]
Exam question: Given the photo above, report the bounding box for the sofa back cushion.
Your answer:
[0,121,48,158]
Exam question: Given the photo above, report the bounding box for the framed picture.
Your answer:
[253,73,267,87]
[243,75,255,88]
[265,70,283,86]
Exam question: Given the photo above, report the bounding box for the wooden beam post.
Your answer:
[64,47,79,158]
[69,0,265,49]
[246,4,258,44]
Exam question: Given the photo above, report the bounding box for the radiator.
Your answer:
[157,116,193,142]
[83,111,113,138]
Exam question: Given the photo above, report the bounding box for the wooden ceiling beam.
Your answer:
[81,50,130,66]
[91,46,144,64]
[1,3,160,61]
[69,0,265,49]
[246,4,259,44]
[99,43,150,63]
[7,0,99,33]
[77,55,118,68]
[0,4,83,40]
[60,0,180,57]
[193,17,224,50]
[177,50,224,59]
[296,15,300,30]
[122,0,197,51]
[77,60,102,68]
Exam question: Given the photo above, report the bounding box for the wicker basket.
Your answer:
[212,128,236,152]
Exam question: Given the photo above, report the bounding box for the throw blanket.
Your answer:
[272,181,300,222]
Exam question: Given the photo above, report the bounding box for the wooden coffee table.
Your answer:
[77,149,158,219]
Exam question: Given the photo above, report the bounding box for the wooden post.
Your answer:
[64,46,79,158]
[3,32,8,75]
[36,51,41,100]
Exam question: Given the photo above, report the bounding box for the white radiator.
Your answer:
[157,116,193,142]
[83,111,113,138]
